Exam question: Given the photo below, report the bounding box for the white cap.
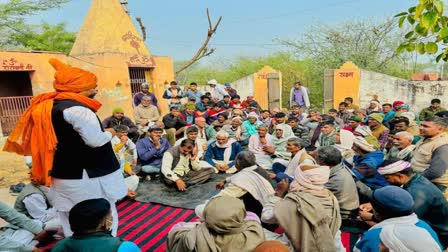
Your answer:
[207,79,218,85]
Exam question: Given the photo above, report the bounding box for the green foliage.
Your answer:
[7,23,76,54]
[0,0,73,53]
[396,0,448,61]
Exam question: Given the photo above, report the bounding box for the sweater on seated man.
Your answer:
[14,183,61,236]
[161,140,214,191]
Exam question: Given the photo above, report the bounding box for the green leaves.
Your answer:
[399,16,406,28]
[417,42,426,54]
[395,0,448,61]
[425,42,438,54]
[440,27,448,37]
[421,11,437,29]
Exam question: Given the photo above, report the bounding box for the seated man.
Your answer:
[419,98,446,121]
[270,137,315,182]
[319,146,359,226]
[348,136,388,192]
[202,130,243,173]
[136,125,171,179]
[317,120,337,147]
[411,116,448,194]
[162,106,187,138]
[384,131,415,162]
[328,108,345,129]
[368,113,389,150]
[287,117,310,148]
[342,115,363,133]
[221,116,250,146]
[203,103,226,124]
[175,126,207,160]
[167,196,265,252]
[52,199,140,252]
[249,124,274,170]
[215,151,274,219]
[194,117,217,145]
[0,201,51,252]
[241,96,260,110]
[288,105,306,122]
[102,107,138,139]
[393,116,420,144]
[259,110,272,126]
[217,95,232,110]
[379,224,441,252]
[355,186,442,251]
[268,112,289,134]
[378,160,448,249]
[13,181,62,236]
[133,95,160,135]
[161,139,214,191]
[180,103,198,126]
[230,95,243,109]
[195,95,211,115]
[242,112,262,136]
[211,113,231,132]
[111,125,139,197]
[261,164,341,251]
[262,124,294,164]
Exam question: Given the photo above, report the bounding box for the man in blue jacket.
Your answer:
[136,125,171,179]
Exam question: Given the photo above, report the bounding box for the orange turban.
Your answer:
[49,58,97,93]
[254,241,289,252]
[3,59,102,186]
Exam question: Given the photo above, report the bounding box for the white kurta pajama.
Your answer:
[50,106,127,237]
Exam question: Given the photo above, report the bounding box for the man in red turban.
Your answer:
[3,58,127,237]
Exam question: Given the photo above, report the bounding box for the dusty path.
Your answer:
[0,138,29,188]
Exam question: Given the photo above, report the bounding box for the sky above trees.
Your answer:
[26,0,412,61]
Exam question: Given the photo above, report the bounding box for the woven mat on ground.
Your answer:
[116,200,196,252]
[40,200,353,252]
[134,173,229,209]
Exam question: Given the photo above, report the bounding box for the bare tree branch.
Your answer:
[176,8,222,75]
[135,17,147,41]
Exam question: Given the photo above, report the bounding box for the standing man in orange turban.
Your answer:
[3,58,127,237]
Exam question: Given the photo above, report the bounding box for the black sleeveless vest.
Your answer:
[50,100,119,179]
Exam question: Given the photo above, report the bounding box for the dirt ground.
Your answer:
[0,139,29,186]
[0,139,27,225]
[0,138,29,193]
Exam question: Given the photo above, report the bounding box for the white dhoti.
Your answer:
[199,160,237,174]
[125,175,139,192]
[0,228,38,252]
[50,169,127,237]
[254,154,274,170]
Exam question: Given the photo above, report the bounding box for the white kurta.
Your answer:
[50,106,127,237]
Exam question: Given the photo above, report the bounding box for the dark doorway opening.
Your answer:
[0,71,33,136]
[128,67,153,97]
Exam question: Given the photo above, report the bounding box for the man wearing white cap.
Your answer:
[207,79,229,101]
[378,160,448,249]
